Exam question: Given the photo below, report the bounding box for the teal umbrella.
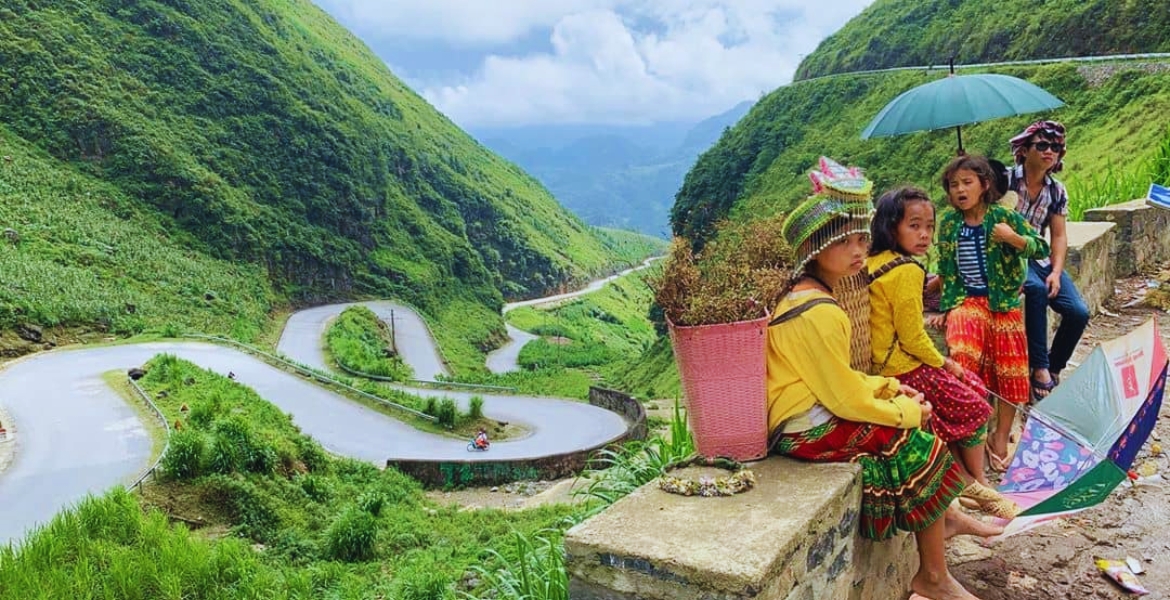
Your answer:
[861,72,1064,152]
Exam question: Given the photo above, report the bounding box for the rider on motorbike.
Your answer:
[473,427,490,450]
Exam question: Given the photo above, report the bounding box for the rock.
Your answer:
[490,486,499,493]
[15,323,42,343]
[127,367,146,380]
[2,228,17,244]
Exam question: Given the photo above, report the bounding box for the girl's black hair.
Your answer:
[869,186,933,256]
[941,154,1003,206]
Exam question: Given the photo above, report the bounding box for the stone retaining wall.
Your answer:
[1085,198,1170,277]
[565,458,917,600]
[386,387,646,488]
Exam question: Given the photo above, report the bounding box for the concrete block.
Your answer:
[1064,221,1116,315]
[1084,198,1170,277]
[565,457,917,600]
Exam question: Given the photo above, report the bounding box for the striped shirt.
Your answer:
[958,224,988,296]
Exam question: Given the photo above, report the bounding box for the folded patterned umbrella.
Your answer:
[995,319,1167,538]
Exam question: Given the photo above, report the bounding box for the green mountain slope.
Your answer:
[796,0,1170,80]
[0,126,273,345]
[0,0,640,320]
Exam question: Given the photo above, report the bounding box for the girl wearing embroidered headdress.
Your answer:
[767,162,998,600]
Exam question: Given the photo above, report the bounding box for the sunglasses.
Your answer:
[1030,141,1064,153]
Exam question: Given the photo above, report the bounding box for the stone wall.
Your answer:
[565,458,918,600]
[1063,221,1117,315]
[1085,198,1170,277]
[386,387,647,487]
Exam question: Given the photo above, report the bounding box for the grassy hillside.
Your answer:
[0,0,658,352]
[673,61,1170,246]
[796,0,1170,80]
[0,126,274,343]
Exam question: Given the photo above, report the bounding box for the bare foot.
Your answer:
[911,571,982,600]
[944,506,1004,539]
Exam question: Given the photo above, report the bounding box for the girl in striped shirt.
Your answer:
[932,155,1049,472]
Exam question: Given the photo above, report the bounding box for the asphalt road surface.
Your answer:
[0,297,630,546]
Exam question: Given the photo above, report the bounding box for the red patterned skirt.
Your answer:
[945,297,1030,405]
[897,363,992,447]
[771,418,965,540]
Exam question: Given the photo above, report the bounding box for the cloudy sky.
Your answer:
[313,1,874,127]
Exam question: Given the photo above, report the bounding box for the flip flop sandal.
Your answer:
[986,446,1011,473]
[1030,376,1056,403]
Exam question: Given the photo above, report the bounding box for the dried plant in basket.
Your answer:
[648,214,793,327]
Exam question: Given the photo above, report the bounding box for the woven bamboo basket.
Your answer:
[668,314,769,461]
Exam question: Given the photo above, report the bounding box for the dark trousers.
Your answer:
[1022,260,1090,374]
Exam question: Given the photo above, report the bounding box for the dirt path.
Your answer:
[952,274,1170,600]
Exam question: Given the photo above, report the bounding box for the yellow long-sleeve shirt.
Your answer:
[766,289,923,435]
[866,251,947,377]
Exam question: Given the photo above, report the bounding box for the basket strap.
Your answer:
[768,298,838,327]
[868,255,922,282]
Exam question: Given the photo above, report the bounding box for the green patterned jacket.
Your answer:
[937,204,1049,313]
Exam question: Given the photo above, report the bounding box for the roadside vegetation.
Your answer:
[796,0,1170,79]
[325,306,412,381]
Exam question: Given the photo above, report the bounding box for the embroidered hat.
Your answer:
[1010,119,1066,173]
[782,157,873,274]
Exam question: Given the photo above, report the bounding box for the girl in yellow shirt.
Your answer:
[768,179,997,600]
[867,186,1016,519]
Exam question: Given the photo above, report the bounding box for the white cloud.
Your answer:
[315,0,875,126]
[316,0,613,45]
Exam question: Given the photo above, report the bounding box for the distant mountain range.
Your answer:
[472,101,754,238]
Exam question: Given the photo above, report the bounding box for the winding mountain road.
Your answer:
[0,262,659,546]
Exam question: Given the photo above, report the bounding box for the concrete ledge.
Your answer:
[1084,198,1170,276]
[565,457,917,600]
[1064,220,1117,315]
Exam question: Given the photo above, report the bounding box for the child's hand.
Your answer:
[925,312,948,329]
[898,384,920,398]
[943,358,965,380]
[991,223,1023,249]
[924,275,942,294]
[917,398,932,423]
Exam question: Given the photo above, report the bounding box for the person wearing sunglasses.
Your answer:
[1006,120,1089,403]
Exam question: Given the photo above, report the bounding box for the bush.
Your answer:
[162,429,206,480]
[468,396,484,420]
[209,417,277,475]
[436,398,457,428]
[203,474,281,542]
[423,397,439,418]
[324,507,379,562]
[357,491,387,517]
[294,436,329,473]
[297,474,333,503]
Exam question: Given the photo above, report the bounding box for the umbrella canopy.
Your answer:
[861,73,1065,151]
[994,318,1167,539]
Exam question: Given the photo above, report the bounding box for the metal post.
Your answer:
[389,309,397,354]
